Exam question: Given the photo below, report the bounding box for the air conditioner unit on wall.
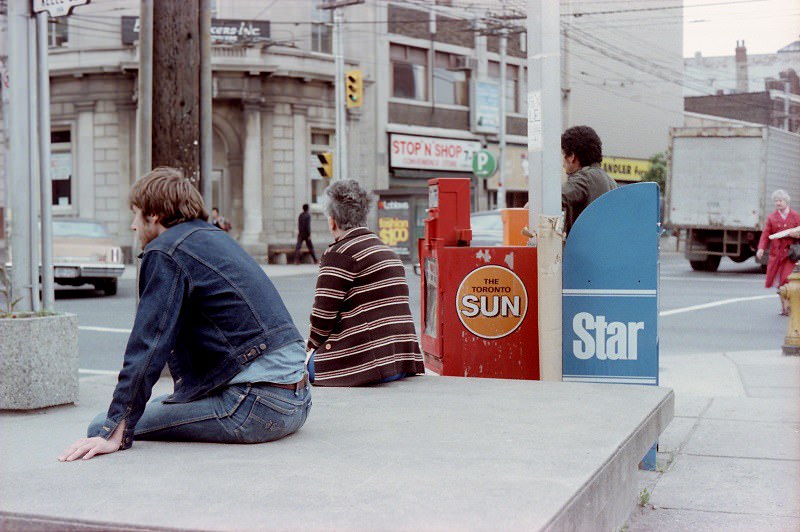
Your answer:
[450,57,477,71]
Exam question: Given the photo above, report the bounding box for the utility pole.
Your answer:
[497,27,508,210]
[199,0,213,205]
[151,1,201,177]
[36,11,55,311]
[527,0,562,381]
[7,0,34,312]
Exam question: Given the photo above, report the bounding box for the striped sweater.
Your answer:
[308,227,424,386]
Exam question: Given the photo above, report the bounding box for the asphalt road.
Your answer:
[56,249,787,372]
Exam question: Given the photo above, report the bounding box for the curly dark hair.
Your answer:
[561,126,603,167]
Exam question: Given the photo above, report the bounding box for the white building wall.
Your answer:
[684,49,800,97]
[562,0,685,158]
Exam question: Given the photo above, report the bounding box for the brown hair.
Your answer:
[129,167,208,227]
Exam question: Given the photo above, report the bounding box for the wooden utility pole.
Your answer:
[151,1,202,180]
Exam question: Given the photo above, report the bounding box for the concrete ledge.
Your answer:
[0,375,673,531]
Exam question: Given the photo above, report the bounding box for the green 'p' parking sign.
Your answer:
[472,150,497,178]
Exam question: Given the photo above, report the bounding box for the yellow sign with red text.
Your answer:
[456,265,528,339]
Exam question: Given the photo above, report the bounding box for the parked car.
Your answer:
[470,210,503,247]
[52,218,124,295]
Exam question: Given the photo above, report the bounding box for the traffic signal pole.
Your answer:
[320,0,364,181]
[332,9,347,181]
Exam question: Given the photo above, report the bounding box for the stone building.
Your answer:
[1,0,684,262]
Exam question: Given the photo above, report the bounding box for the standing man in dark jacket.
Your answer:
[59,167,310,461]
[293,203,318,264]
[561,125,618,236]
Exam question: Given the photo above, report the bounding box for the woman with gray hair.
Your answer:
[756,189,800,315]
[306,179,425,385]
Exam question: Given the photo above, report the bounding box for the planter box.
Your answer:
[0,313,79,410]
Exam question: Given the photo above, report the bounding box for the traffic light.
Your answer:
[317,151,333,178]
[345,69,363,108]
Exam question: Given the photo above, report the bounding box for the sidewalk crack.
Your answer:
[722,351,752,397]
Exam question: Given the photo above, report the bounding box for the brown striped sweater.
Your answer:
[307,227,424,386]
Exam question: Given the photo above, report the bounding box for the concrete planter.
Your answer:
[0,313,79,410]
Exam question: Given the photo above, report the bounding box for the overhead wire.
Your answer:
[46,0,795,110]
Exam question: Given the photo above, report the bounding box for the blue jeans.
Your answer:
[88,382,311,444]
[307,352,409,384]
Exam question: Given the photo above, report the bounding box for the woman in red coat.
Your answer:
[756,189,800,315]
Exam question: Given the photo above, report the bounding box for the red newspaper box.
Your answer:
[419,178,539,379]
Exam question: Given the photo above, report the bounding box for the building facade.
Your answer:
[1,0,684,262]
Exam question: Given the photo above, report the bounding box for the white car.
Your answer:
[52,218,124,296]
[470,210,503,247]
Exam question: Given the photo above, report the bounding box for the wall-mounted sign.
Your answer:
[377,199,411,256]
[602,156,651,182]
[472,80,500,134]
[390,134,480,172]
[472,150,497,178]
[33,0,90,17]
[121,16,271,45]
[486,145,528,190]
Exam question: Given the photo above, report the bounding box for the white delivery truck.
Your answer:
[665,126,800,271]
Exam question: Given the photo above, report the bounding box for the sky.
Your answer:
[683,0,800,57]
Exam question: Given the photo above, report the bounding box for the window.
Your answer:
[311,1,332,54]
[51,129,73,209]
[391,44,428,101]
[310,131,333,206]
[48,16,68,48]
[489,61,519,113]
[433,52,468,106]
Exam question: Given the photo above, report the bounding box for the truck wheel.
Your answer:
[690,260,706,271]
[703,255,721,272]
[690,255,721,272]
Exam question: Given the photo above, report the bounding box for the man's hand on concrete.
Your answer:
[58,420,125,462]
[58,436,120,461]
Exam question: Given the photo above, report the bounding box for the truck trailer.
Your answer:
[665,126,800,271]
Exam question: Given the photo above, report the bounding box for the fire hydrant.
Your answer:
[779,271,800,356]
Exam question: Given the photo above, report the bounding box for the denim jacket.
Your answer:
[90,219,303,449]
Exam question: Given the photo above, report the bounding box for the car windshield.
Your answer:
[53,220,111,238]
[471,213,502,232]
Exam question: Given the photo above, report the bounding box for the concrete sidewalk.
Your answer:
[0,375,672,531]
[628,349,800,530]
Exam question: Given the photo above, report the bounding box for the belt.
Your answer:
[265,374,309,391]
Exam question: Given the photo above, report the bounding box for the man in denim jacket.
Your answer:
[59,167,311,461]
